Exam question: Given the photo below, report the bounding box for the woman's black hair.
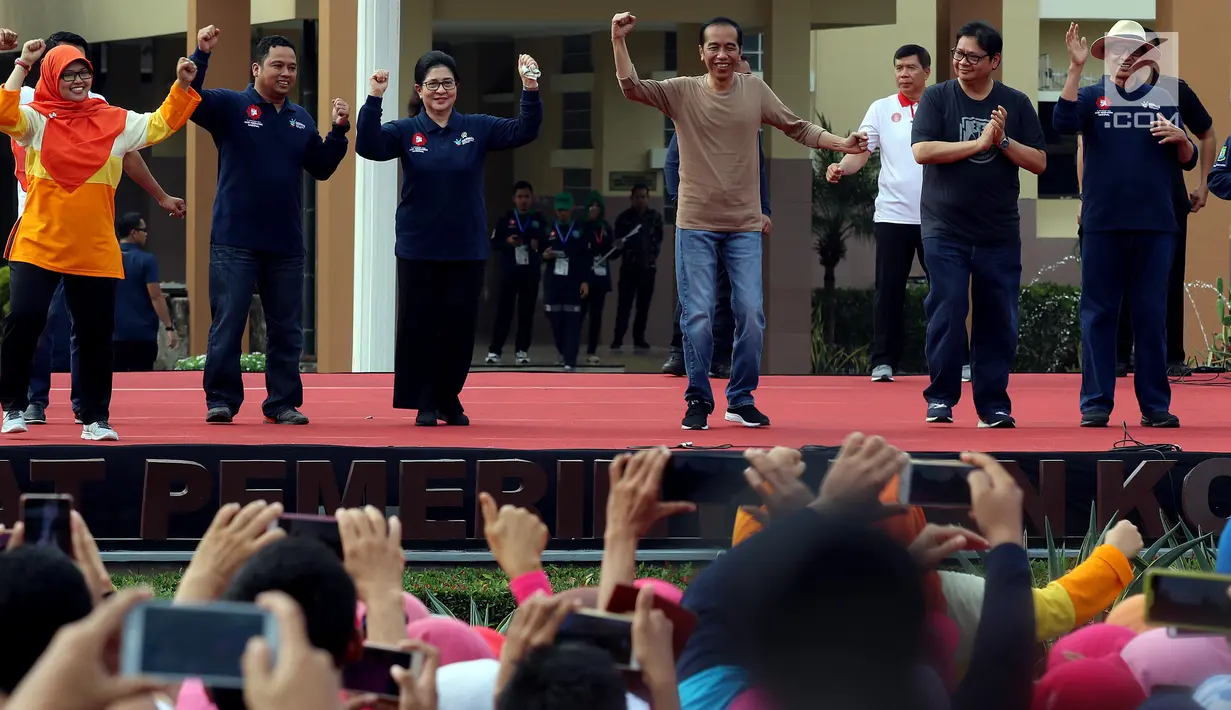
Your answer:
[414,51,459,86]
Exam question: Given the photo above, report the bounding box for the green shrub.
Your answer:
[174,352,267,372]
[812,282,1081,374]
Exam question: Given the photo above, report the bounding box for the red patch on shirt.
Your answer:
[412,133,427,146]
[246,105,261,119]
[891,112,902,123]
[1097,96,1111,110]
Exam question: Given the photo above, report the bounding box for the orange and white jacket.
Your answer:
[0,83,199,278]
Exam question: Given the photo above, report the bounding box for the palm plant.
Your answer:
[811,114,880,345]
[423,588,516,633]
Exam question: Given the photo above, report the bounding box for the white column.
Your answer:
[351,0,401,372]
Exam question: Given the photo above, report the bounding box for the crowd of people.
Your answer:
[3,436,1231,710]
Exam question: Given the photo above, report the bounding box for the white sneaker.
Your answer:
[961,365,972,382]
[587,354,601,365]
[484,352,501,365]
[2,411,27,434]
[81,422,119,441]
[515,351,531,365]
[871,365,894,382]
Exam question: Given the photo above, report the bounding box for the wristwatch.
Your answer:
[999,137,1010,151]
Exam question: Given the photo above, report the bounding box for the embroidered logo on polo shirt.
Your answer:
[891,112,902,123]
[289,118,307,130]
[455,131,474,146]
[1096,96,1111,110]
[410,132,428,153]
[244,104,263,128]
[1219,145,1227,163]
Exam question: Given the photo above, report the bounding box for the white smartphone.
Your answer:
[121,600,278,688]
[897,459,975,508]
[554,609,640,671]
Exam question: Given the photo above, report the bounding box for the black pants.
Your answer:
[113,340,159,372]
[547,307,583,367]
[488,270,539,355]
[611,266,656,347]
[871,223,927,369]
[0,262,116,424]
[583,290,608,355]
[394,258,485,414]
[672,257,733,361]
[1115,208,1188,365]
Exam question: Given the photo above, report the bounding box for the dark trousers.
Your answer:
[1115,208,1189,365]
[922,236,1021,416]
[1080,229,1174,415]
[871,222,927,369]
[548,308,583,367]
[0,262,116,424]
[204,245,305,418]
[113,340,159,372]
[672,257,733,361]
[582,289,608,355]
[612,266,656,347]
[394,258,485,414]
[28,280,82,413]
[488,270,539,355]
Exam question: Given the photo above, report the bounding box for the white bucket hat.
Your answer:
[1090,19,1166,61]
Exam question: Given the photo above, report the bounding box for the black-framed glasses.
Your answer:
[950,48,988,65]
[422,79,456,91]
[60,69,93,82]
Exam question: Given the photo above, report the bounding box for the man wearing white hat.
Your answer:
[1053,21,1197,428]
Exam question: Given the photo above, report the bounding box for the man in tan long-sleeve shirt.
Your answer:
[611,12,868,430]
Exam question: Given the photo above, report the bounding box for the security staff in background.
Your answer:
[113,212,179,371]
[829,44,930,384]
[486,181,547,366]
[1054,21,1195,428]
[610,183,664,352]
[582,191,618,364]
[188,28,351,426]
[542,192,592,370]
[659,57,768,380]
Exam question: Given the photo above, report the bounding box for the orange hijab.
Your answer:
[27,46,126,193]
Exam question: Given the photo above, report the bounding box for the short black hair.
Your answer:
[255,35,297,65]
[414,50,458,86]
[47,31,90,55]
[630,184,649,195]
[894,44,932,70]
[513,181,534,194]
[955,21,1003,57]
[115,211,144,238]
[699,17,743,48]
[496,644,626,710]
[210,538,357,710]
[0,546,94,694]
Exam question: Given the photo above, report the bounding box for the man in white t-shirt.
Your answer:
[828,44,932,383]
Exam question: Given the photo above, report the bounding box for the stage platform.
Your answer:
[2,371,1229,558]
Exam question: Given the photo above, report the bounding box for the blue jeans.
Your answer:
[922,236,1021,416]
[203,245,305,417]
[676,228,764,407]
[1079,230,1174,415]
[28,280,83,413]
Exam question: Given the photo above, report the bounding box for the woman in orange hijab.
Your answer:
[0,38,200,441]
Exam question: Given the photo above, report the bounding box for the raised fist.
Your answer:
[611,12,636,39]
[826,163,844,183]
[20,39,45,66]
[331,98,350,126]
[197,25,222,53]
[0,29,18,53]
[176,57,198,86]
[369,69,390,97]
[518,54,540,89]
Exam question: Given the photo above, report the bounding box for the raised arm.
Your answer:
[1052,23,1090,137]
[302,101,350,181]
[1,40,42,144]
[759,79,865,154]
[116,57,202,154]
[186,26,231,134]
[485,55,543,151]
[355,70,403,162]
[611,13,679,114]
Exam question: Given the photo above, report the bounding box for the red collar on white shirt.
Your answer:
[897,91,918,119]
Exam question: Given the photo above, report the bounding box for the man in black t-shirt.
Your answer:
[911,21,1047,428]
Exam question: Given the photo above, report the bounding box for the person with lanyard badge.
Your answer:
[485,181,546,366]
[356,52,543,426]
[1053,21,1194,428]
[581,191,620,365]
[541,192,592,371]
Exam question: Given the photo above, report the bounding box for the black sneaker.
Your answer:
[926,403,953,423]
[437,410,471,426]
[415,410,439,427]
[205,407,234,424]
[979,411,1016,428]
[1141,411,1180,428]
[709,361,732,379]
[682,400,712,430]
[1080,410,1110,428]
[23,403,46,425]
[266,408,309,425]
[662,353,685,377]
[726,404,769,428]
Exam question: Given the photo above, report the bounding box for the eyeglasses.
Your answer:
[60,69,93,82]
[950,48,989,65]
[422,79,456,91]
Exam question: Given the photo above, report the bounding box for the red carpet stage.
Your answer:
[2,371,1229,551]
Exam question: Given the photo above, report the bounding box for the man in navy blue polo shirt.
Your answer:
[112,212,178,371]
[186,26,351,425]
[1053,21,1196,428]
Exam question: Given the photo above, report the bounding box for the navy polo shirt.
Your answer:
[114,242,160,342]
[187,49,350,255]
[354,90,543,261]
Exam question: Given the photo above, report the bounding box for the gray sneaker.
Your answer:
[961,365,972,382]
[23,403,47,424]
[871,365,894,382]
